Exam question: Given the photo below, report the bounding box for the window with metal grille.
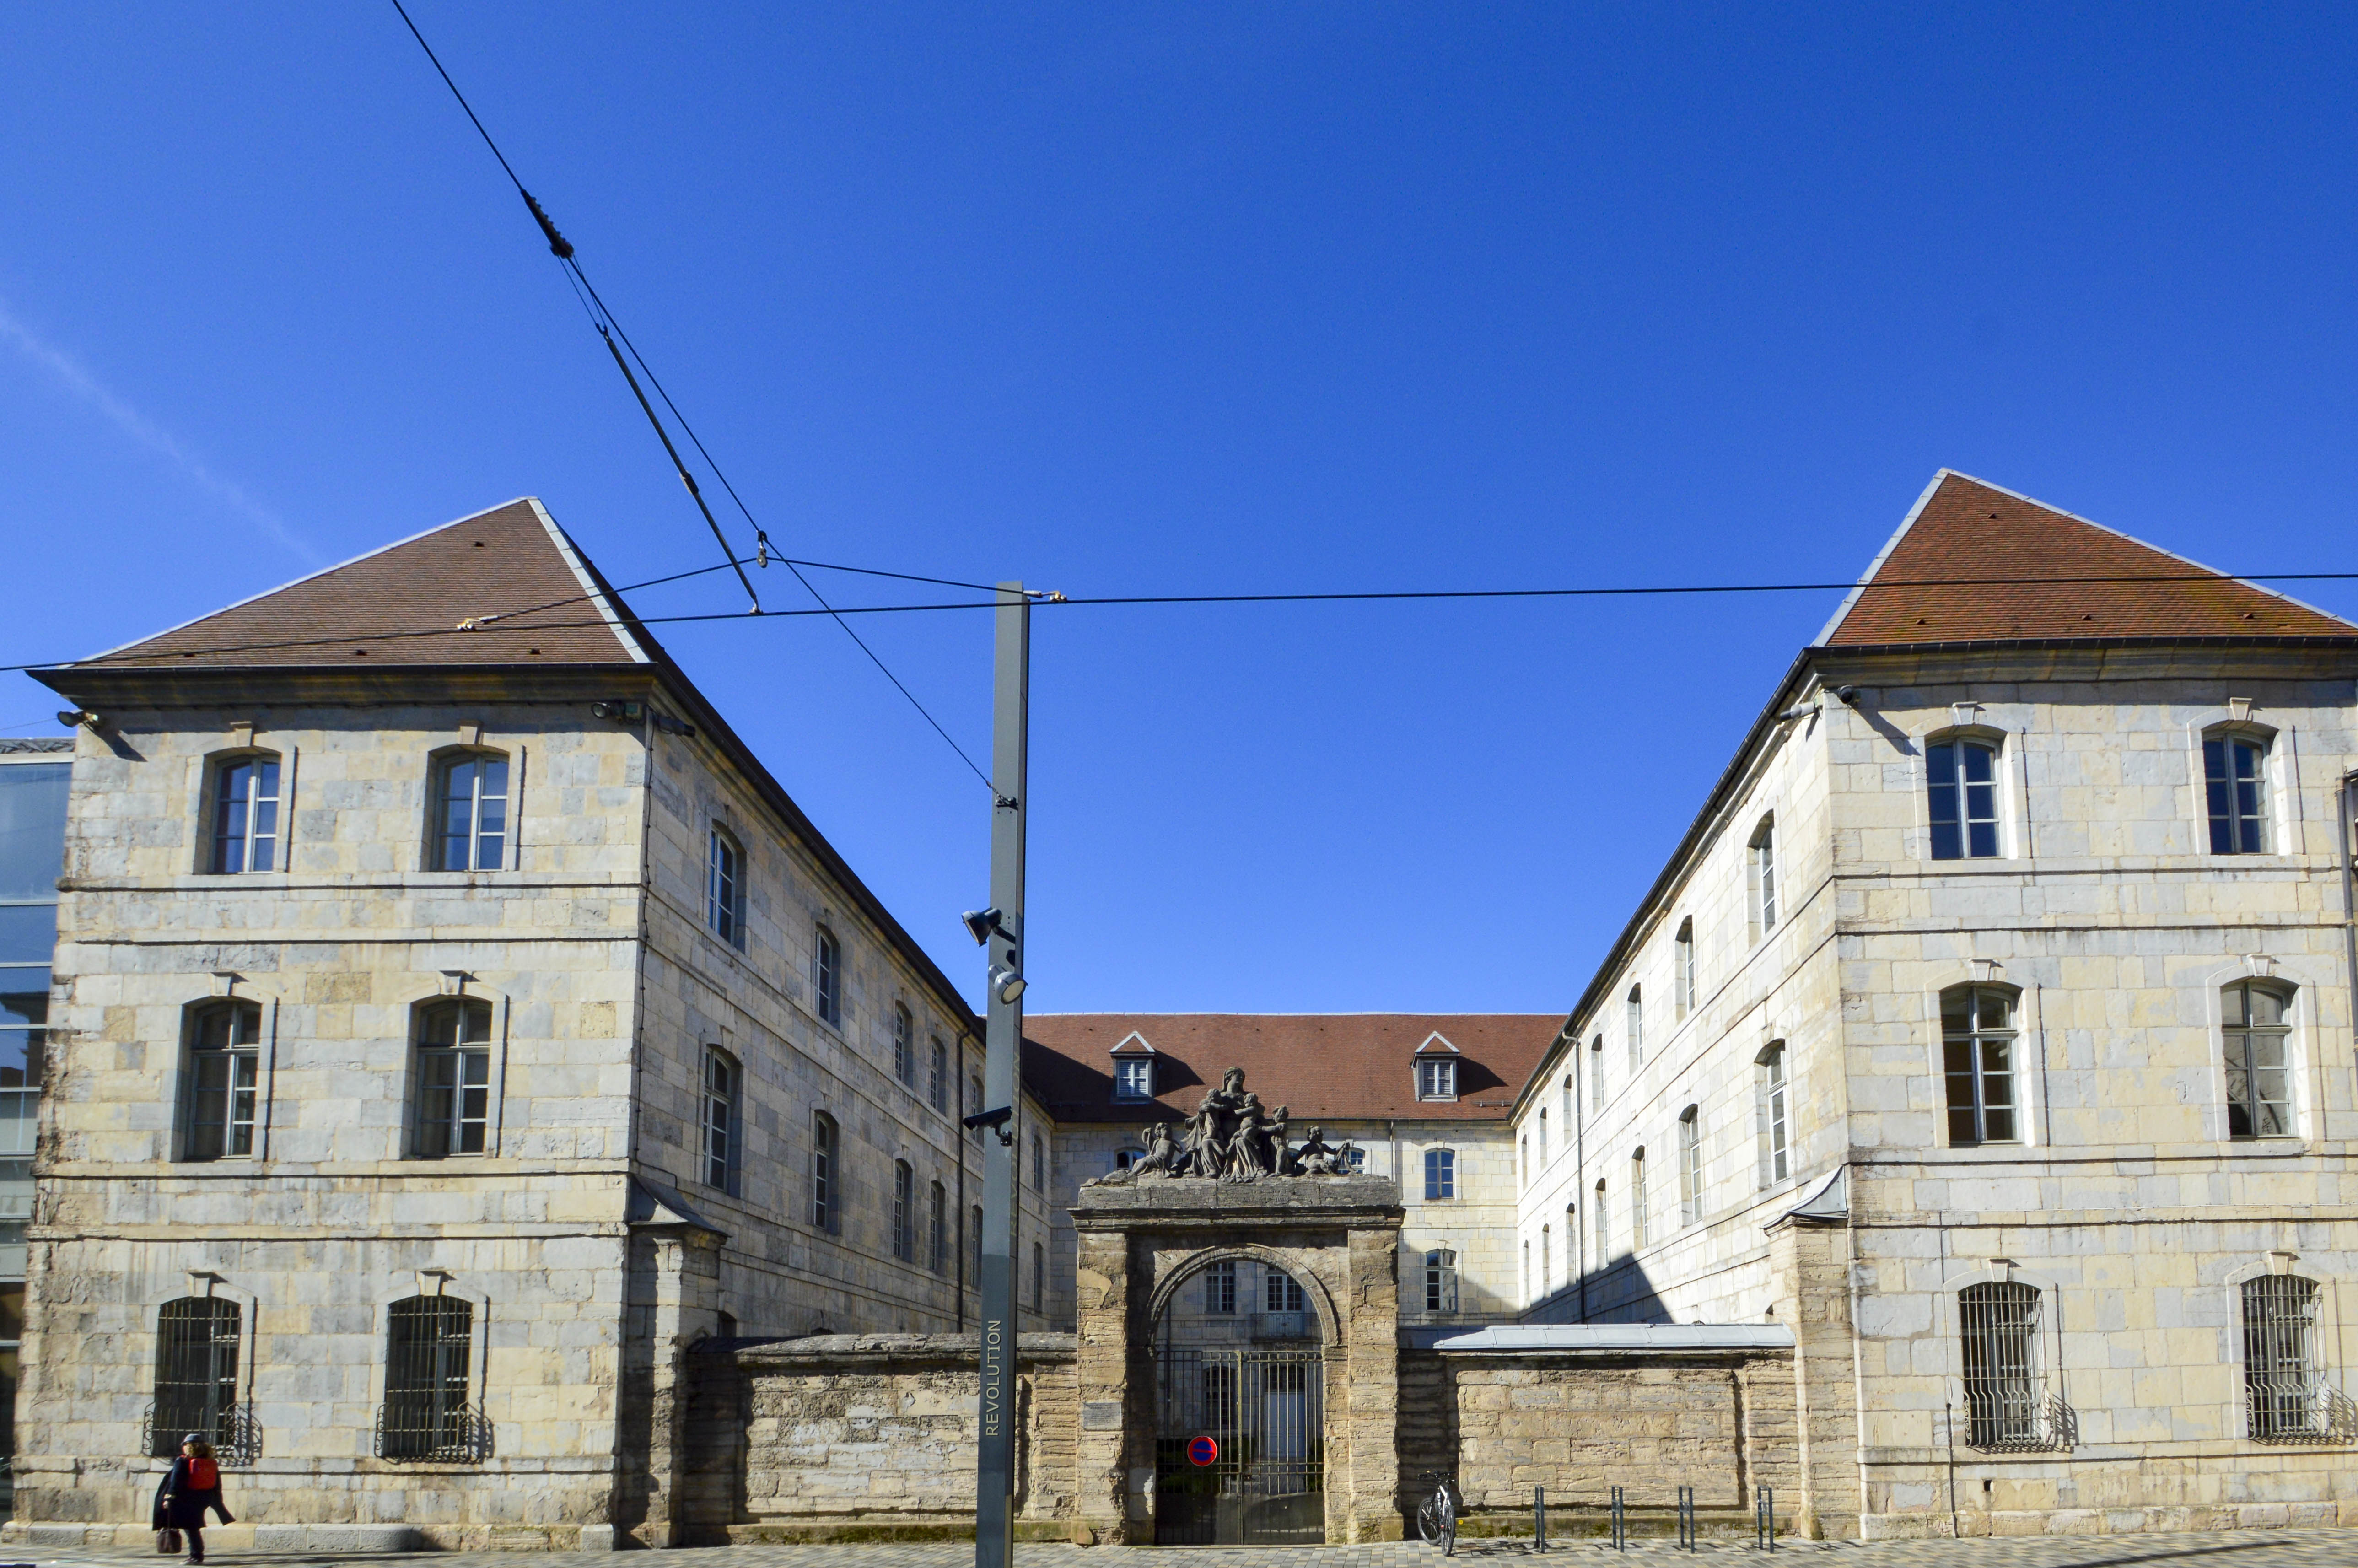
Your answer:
[2223,982,2293,1139]
[378,1296,479,1461]
[1416,1057,1456,1100]
[209,754,280,874]
[1757,1044,1789,1185]
[433,752,508,871]
[1629,1148,1648,1247]
[1674,918,1695,1017]
[1942,986,2018,1145]
[151,1298,240,1458]
[813,925,842,1026]
[1207,1259,1237,1314]
[892,1004,915,1088]
[1748,817,1777,939]
[892,1160,914,1261]
[1423,1148,1455,1200]
[702,1048,738,1192]
[184,1000,261,1161]
[1959,1282,2043,1449]
[706,829,744,948]
[1678,1105,1703,1225]
[811,1111,839,1231]
[1627,986,1644,1069]
[1266,1268,1304,1313]
[2204,734,2270,854]
[1927,738,2000,860]
[414,1000,492,1158]
[929,1180,948,1275]
[1423,1249,1457,1314]
[2241,1274,2349,1441]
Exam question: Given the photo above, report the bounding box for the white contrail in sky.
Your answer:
[0,298,319,565]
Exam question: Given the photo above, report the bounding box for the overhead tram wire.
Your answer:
[13,565,2358,677]
[386,0,1001,792]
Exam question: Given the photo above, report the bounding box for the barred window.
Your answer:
[414,1000,492,1159]
[811,1110,839,1231]
[1678,1104,1703,1225]
[701,1047,739,1192]
[1423,1148,1455,1201]
[813,925,842,1026]
[1423,1249,1458,1315]
[1959,1282,2041,1449]
[381,1295,475,1461]
[892,1160,915,1261]
[2204,734,2270,854]
[706,829,744,948]
[151,1297,240,1458]
[2223,982,2293,1139]
[209,754,280,874]
[1674,918,1695,1017]
[433,752,508,871]
[1943,986,2018,1146]
[184,1000,262,1162]
[2243,1275,2338,1440]
[1927,738,2000,860]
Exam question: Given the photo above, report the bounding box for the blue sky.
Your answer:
[4,5,2355,1013]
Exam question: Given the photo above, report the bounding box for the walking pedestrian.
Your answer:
[152,1435,234,1563]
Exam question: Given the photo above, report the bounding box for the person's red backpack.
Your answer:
[187,1456,218,1491]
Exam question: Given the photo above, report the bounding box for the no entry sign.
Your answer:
[1186,1434,1219,1467]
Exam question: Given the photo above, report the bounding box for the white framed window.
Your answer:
[1416,1056,1457,1100]
[1537,1107,1548,1165]
[701,1047,739,1191]
[1747,816,1777,940]
[1592,1179,1609,1261]
[433,752,509,871]
[208,754,281,874]
[814,925,842,1026]
[811,1110,839,1231]
[1113,1146,1146,1172]
[1522,1240,1530,1303]
[929,1037,948,1113]
[1589,1036,1605,1112]
[1629,1148,1648,1248]
[1519,1135,1529,1187]
[1674,919,1695,1018]
[2223,981,2294,1138]
[415,999,493,1159]
[1927,738,2000,860]
[892,1160,915,1261]
[706,828,744,948]
[1341,1144,1366,1172]
[1942,986,2019,1146]
[1678,1104,1703,1225]
[183,999,262,1161]
[1423,1249,1458,1314]
[1560,1073,1572,1130]
[2204,733,2271,854]
[1114,1056,1153,1101]
[1423,1147,1456,1200]
[1757,1043,1789,1185]
[1539,1225,1551,1295]
[893,1002,915,1088]
[1626,985,1644,1070]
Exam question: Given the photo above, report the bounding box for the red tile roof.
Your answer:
[76,499,646,669]
[1023,1014,1562,1126]
[1818,472,2358,647]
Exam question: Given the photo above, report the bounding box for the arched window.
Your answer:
[811,1110,839,1232]
[380,1295,477,1461]
[892,1160,915,1261]
[183,1000,262,1162]
[814,925,842,1026]
[1423,1248,1459,1314]
[2242,1274,2331,1439]
[1629,1148,1648,1247]
[1589,1036,1605,1112]
[1540,1225,1551,1295]
[929,1036,949,1112]
[1561,1073,1573,1129]
[892,1003,916,1088]
[1537,1107,1548,1165]
[432,751,508,871]
[1423,1147,1456,1201]
[1927,737,2000,860]
[208,754,280,874]
[1674,918,1695,1017]
[1626,986,1644,1068]
[1032,1241,1045,1311]
[1959,1281,2041,1449]
[968,1074,985,1142]
[1565,1201,1578,1272]
[928,1180,948,1274]
[706,828,744,948]
[151,1297,240,1457]
[1678,1104,1703,1225]
[414,999,492,1158]
[1113,1145,1146,1171]
[1592,1179,1609,1261]
[2223,981,2294,1139]
[969,1205,983,1288]
[1519,1135,1529,1188]
[1747,816,1777,939]
[1522,1239,1530,1302]
[1942,986,2018,1146]
[2204,732,2271,854]
[1757,1043,1789,1184]
[702,1048,740,1192]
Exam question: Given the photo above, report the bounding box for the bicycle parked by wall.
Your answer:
[1416,1470,1458,1556]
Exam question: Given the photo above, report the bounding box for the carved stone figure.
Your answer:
[1082,1068,1360,1185]
[1292,1125,1357,1176]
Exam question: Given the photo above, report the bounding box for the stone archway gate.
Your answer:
[1071,1175,1405,1545]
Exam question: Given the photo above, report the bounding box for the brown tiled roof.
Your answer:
[76,499,646,668]
[1023,1014,1561,1126]
[1819,472,2358,647]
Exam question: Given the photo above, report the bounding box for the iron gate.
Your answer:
[1154,1347,1324,1544]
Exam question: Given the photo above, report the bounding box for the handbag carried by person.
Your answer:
[156,1528,183,1554]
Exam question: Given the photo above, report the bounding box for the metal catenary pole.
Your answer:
[973,582,1029,1568]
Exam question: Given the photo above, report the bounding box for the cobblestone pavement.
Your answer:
[22,1529,2358,1568]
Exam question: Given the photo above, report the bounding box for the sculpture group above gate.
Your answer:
[1084,1067,1362,1185]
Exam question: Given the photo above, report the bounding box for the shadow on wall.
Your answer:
[1520,1255,1676,1326]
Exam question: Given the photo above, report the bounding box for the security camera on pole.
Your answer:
[960,582,1029,1568]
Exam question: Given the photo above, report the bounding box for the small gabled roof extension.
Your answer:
[1817,471,2358,647]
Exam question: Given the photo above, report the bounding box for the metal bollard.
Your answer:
[1677,1485,1695,1551]
[1610,1485,1626,1551]
[1534,1485,1546,1553]
[1755,1485,1775,1552]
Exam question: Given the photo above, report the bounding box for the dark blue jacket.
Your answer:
[151,1458,233,1531]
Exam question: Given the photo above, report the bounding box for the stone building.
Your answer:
[1510,470,2358,1538]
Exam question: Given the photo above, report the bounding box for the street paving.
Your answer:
[21,1527,2358,1568]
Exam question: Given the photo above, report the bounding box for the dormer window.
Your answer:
[1416,1057,1457,1101]
[1114,1056,1153,1102]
